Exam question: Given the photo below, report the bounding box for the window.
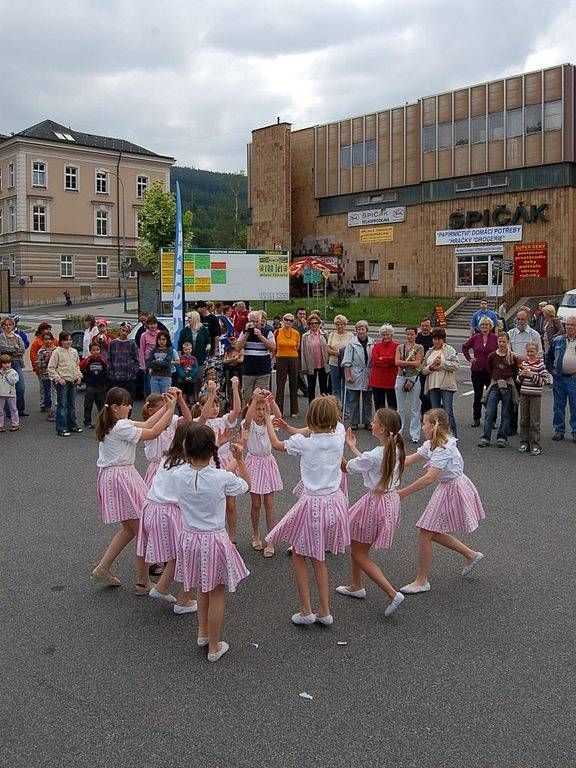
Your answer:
[137,175,149,197]
[53,131,75,142]
[365,140,376,165]
[438,122,452,150]
[544,100,562,131]
[422,125,436,152]
[96,210,109,236]
[0,207,2,235]
[9,205,15,232]
[60,255,74,278]
[454,118,469,146]
[352,142,364,167]
[355,192,397,206]
[455,175,508,192]
[32,161,46,187]
[457,254,488,288]
[33,205,47,232]
[355,261,366,280]
[340,145,351,169]
[525,104,542,134]
[135,210,143,238]
[488,111,504,141]
[506,108,523,138]
[96,171,108,194]
[96,255,109,278]
[369,260,379,281]
[388,262,395,271]
[471,115,486,144]
[10,254,16,277]
[8,163,14,188]
[65,166,78,190]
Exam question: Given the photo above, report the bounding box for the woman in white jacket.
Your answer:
[0,354,20,431]
[341,321,375,430]
[422,327,460,437]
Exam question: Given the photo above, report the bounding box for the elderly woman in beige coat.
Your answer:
[422,327,460,437]
[300,314,329,404]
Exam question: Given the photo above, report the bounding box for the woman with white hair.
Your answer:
[342,321,374,429]
[327,315,353,409]
[369,324,399,411]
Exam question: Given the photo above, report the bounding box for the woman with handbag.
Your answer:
[394,326,424,443]
[327,315,353,411]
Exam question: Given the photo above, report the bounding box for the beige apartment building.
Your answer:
[0,119,174,306]
[248,63,576,300]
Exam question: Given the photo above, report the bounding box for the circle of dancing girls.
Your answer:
[398,408,486,594]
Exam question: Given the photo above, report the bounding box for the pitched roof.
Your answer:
[13,119,173,159]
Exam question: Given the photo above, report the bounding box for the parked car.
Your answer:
[557,289,576,324]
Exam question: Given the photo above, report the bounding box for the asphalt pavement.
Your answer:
[1,365,574,768]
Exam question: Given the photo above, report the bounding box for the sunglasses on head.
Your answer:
[283,317,293,322]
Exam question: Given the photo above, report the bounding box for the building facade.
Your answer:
[248,64,576,299]
[0,120,174,306]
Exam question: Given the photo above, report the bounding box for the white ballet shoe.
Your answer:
[462,552,484,577]
[384,592,405,617]
[400,581,431,594]
[336,585,366,599]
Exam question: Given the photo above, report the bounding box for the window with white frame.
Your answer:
[0,207,3,235]
[10,254,16,277]
[8,163,14,188]
[96,255,109,278]
[137,175,149,197]
[96,171,108,194]
[525,104,542,134]
[506,108,523,138]
[60,254,74,278]
[9,205,15,232]
[135,210,143,238]
[365,140,376,166]
[96,210,109,236]
[33,204,47,232]
[340,145,351,169]
[454,118,469,147]
[65,166,78,191]
[32,161,47,187]
[544,100,562,131]
[369,260,380,281]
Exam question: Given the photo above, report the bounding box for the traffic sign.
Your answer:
[322,269,331,279]
[303,267,321,284]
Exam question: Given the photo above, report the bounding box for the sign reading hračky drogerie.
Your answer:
[348,207,405,227]
[436,226,523,246]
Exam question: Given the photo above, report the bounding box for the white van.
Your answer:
[557,289,576,323]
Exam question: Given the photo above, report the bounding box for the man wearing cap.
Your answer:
[196,301,221,354]
[95,319,115,354]
[531,301,548,340]
[107,322,140,397]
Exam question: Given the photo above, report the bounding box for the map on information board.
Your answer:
[160,248,290,301]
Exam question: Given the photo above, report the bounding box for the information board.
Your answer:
[513,242,548,283]
[160,249,290,301]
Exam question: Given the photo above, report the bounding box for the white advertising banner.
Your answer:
[348,206,406,227]
[454,245,504,255]
[436,226,522,246]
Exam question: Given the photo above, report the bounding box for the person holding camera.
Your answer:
[235,310,276,402]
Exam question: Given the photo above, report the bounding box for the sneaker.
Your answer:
[315,614,334,626]
[400,581,431,595]
[411,437,420,443]
[477,438,490,447]
[336,585,366,599]
[552,431,564,441]
[384,592,405,617]
[88,423,95,429]
[470,420,480,428]
[517,443,529,453]
[496,438,507,448]
[57,431,71,437]
[69,427,83,433]
[207,641,230,662]
[531,447,542,455]
[291,612,317,625]
[173,601,198,615]
[149,587,177,604]
[462,552,484,577]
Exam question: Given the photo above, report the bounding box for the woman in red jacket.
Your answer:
[369,324,399,410]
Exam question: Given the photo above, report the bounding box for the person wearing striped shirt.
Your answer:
[517,341,549,455]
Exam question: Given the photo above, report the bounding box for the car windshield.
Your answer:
[560,293,576,307]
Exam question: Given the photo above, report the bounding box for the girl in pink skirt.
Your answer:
[265,396,350,627]
[142,389,191,488]
[92,387,177,593]
[398,408,486,595]
[172,423,250,662]
[242,389,283,557]
[137,421,197,614]
[194,377,242,543]
[337,408,406,617]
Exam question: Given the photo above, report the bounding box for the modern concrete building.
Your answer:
[247,64,575,300]
[0,120,174,306]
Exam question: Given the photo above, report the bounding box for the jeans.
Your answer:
[275,357,299,416]
[419,372,431,415]
[306,368,329,404]
[428,388,458,438]
[56,382,78,433]
[348,388,373,427]
[395,375,421,441]
[330,365,350,413]
[470,370,491,422]
[42,379,53,410]
[149,375,171,394]
[552,374,576,434]
[4,360,26,414]
[482,385,512,441]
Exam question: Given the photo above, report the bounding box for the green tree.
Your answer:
[136,179,193,270]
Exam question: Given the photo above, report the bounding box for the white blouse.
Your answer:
[245,419,272,456]
[171,464,248,531]
[97,419,142,468]
[346,445,400,491]
[284,422,345,495]
[416,437,464,481]
[206,414,237,458]
[143,414,179,461]
[147,461,180,504]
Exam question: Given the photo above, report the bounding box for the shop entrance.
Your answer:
[455,247,504,298]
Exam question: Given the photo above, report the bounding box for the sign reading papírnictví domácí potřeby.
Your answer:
[435,226,523,246]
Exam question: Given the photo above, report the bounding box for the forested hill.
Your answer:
[170,166,249,248]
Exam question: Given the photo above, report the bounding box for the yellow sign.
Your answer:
[258,253,289,277]
[360,226,394,244]
[322,269,331,279]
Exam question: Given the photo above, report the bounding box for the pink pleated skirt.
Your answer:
[265,489,350,560]
[176,527,249,593]
[143,458,161,489]
[348,490,401,550]
[97,465,147,524]
[416,474,486,533]
[245,453,283,495]
[137,500,181,563]
[218,450,237,474]
[292,472,348,502]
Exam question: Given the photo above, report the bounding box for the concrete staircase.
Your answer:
[447,298,497,331]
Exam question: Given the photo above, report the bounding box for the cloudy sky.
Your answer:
[1,0,574,172]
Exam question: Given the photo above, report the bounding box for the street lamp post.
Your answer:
[108,163,128,311]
